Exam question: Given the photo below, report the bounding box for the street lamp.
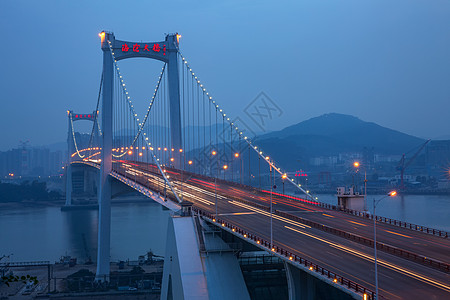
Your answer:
[373,190,397,300]
[223,164,228,180]
[354,161,368,211]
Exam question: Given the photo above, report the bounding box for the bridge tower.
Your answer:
[65,111,97,206]
[96,31,183,281]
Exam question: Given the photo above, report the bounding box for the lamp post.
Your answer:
[212,150,218,219]
[354,161,368,211]
[373,190,397,300]
[234,152,240,184]
[163,170,167,201]
[281,173,287,194]
[223,164,228,180]
[267,157,274,248]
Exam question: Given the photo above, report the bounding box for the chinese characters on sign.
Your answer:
[121,43,166,55]
[295,170,308,177]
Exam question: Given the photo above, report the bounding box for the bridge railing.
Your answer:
[193,207,379,300]
[339,208,449,238]
[274,210,450,273]
[201,187,450,273]
[175,169,449,239]
[260,189,449,239]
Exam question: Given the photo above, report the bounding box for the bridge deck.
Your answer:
[84,160,450,299]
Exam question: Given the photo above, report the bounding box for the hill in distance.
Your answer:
[254,113,425,167]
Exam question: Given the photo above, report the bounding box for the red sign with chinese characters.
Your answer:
[121,43,166,55]
[295,170,308,177]
[73,114,94,119]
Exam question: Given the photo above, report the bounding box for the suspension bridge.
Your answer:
[65,31,450,300]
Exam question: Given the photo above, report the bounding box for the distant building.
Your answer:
[0,145,64,177]
[374,154,402,163]
[426,140,450,180]
[309,156,338,167]
[362,147,375,169]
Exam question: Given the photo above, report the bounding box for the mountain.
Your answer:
[253,113,425,167]
[433,134,450,140]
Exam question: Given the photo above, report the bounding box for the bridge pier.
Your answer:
[285,262,316,300]
[65,110,97,207]
[65,112,73,206]
[65,164,72,206]
[95,31,114,282]
[284,261,357,300]
[161,208,250,300]
[166,34,183,169]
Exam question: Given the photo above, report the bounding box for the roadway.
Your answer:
[112,160,450,299]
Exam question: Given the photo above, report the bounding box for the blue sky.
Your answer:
[0,0,449,150]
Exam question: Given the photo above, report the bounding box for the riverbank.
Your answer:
[0,200,65,209]
[0,261,162,299]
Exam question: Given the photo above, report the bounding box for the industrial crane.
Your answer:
[396,139,431,190]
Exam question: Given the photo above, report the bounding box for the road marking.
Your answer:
[284,225,450,292]
[384,230,412,239]
[281,210,318,214]
[229,201,311,229]
[380,272,394,280]
[326,251,342,259]
[219,212,257,216]
[348,220,367,227]
[322,213,334,218]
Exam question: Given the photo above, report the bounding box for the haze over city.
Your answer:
[1,0,450,151]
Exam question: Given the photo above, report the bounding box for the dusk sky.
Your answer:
[0,0,449,151]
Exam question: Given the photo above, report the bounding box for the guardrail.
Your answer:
[193,207,380,300]
[339,208,449,238]
[274,210,450,273]
[265,192,449,239]
[221,193,450,273]
[200,189,450,273]
[170,163,449,239]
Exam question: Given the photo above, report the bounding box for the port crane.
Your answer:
[396,139,431,190]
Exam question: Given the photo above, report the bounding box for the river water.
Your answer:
[0,194,448,262]
[315,193,450,232]
[0,198,171,263]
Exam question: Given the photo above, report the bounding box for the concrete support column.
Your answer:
[65,165,72,205]
[65,113,73,206]
[166,35,182,169]
[96,32,114,282]
[285,262,316,300]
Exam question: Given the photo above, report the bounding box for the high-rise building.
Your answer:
[426,140,450,180]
